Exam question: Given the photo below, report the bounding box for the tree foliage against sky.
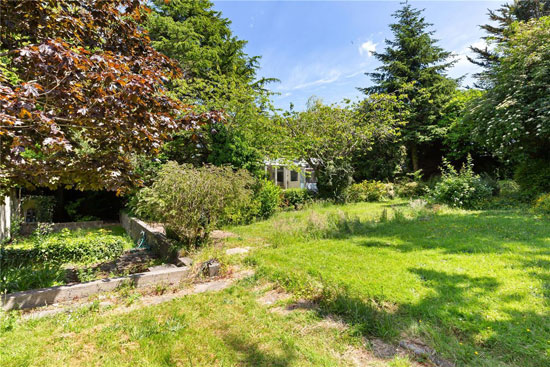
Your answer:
[361,3,457,173]
[0,0,221,193]
[471,16,550,163]
[146,0,278,171]
[282,95,405,199]
[469,0,550,88]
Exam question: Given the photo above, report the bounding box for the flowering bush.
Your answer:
[430,156,493,209]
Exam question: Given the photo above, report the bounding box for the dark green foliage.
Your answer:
[361,3,457,173]
[315,160,354,202]
[146,0,274,174]
[1,264,65,294]
[430,157,494,209]
[162,123,264,175]
[281,189,313,210]
[253,180,282,219]
[132,162,258,247]
[471,17,550,171]
[514,159,550,199]
[22,196,55,222]
[352,136,407,182]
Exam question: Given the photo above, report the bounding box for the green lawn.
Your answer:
[0,279,415,367]
[224,201,550,367]
[2,202,549,366]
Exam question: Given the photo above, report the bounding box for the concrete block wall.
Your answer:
[120,212,176,261]
[0,196,10,242]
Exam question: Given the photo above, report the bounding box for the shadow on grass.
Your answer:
[222,332,297,366]
[272,209,550,366]
[305,266,549,366]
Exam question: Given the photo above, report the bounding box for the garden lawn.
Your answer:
[224,201,550,367]
[0,280,412,367]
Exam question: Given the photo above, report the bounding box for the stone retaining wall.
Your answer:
[1,266,190,311]
[119,212,176,261]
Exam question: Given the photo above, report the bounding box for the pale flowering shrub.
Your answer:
[429,156,493,209]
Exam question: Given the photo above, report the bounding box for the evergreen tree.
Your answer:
[146,0,277,172]
[361,3,457,173]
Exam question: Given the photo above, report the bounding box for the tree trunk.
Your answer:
[411,143,420,172]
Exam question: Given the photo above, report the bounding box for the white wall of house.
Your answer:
[266,165,312,190]
[0,196,11,242]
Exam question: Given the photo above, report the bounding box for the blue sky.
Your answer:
[213,0,505,110]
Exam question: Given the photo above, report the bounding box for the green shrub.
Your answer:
[345,180,388,202]
[281,188,313,209]
[430,157,493,209]
[396,182,426,198]
[514,159,550,199]
[253,179,282,219]
[534,193,550,215]
[132,162,256,247]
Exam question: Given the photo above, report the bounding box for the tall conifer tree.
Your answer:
[361,3,457,172]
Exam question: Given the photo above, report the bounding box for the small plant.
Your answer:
[534,193,550,215]
[253,179,282,219]
[430,156,493,209]
[281,188,312,209]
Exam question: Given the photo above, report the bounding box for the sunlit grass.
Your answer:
[226,201,550,367]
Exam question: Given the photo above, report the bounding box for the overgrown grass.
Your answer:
[0,280,401,367]
[224,201,550,367]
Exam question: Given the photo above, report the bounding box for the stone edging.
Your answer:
[1,266,190,311]
[119,212,175,260]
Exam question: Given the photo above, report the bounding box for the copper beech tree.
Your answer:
[0,0,222,193]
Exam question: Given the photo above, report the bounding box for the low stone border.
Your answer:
[1,266,190,311]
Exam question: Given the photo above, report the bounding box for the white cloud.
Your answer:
[359,40,377,57]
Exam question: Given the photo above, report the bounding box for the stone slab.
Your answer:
[1,266,190,311]
[225,247,250,255]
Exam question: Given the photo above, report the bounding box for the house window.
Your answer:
[25,209,37,223]
[277,168,284,183]
[290,171,298,182]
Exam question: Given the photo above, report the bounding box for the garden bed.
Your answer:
[0,226,162,294]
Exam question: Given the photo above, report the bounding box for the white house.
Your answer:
[264,159,317,191]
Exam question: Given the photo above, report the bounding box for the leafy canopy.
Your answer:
[0,0,221,193]
[471,16,550,162]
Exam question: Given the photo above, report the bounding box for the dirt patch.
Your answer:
[399,339,454,367]
[316,314,348,330]
[257,288,292,306]
[272,299,317,315]
[211,230,237,240]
